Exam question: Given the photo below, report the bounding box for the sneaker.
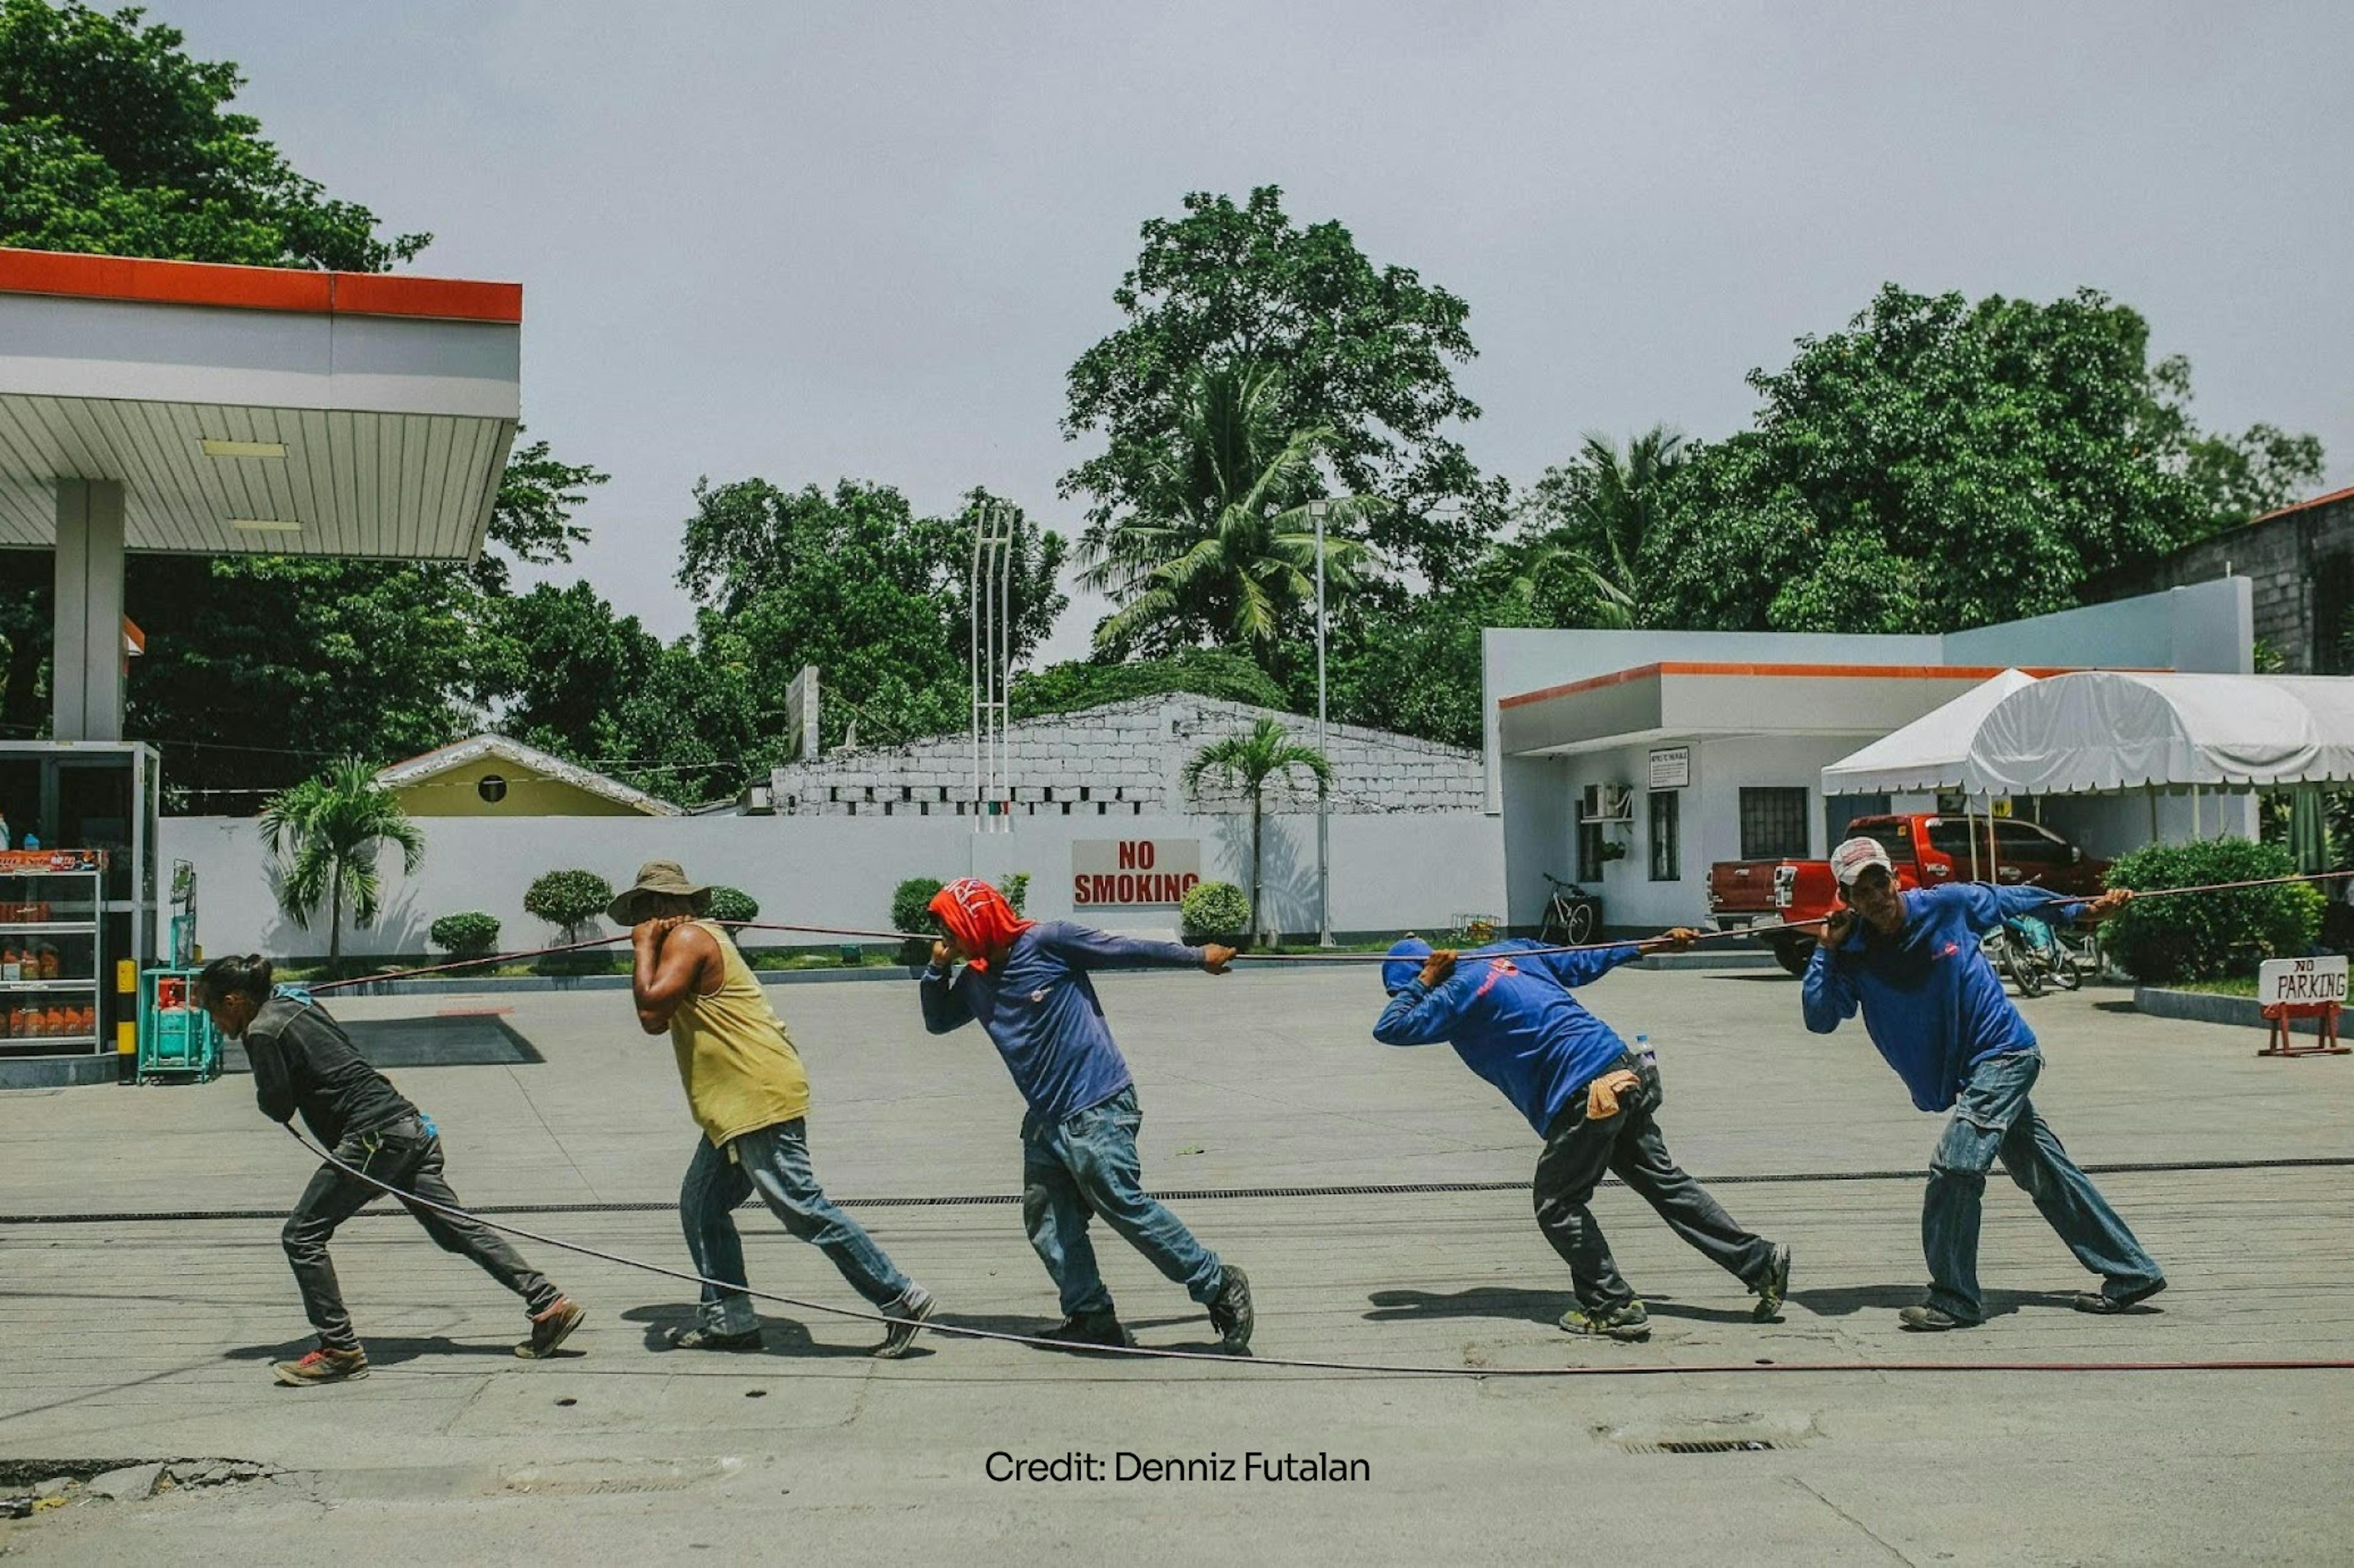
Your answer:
[1752,1243,1792,1323]
[272,1345,369,1386]
[1206,1264,1255,1353]
[2071,1277,2167,1315]
[516,1296,585,1360]
[1898,1304,1974,1332]
[1039,1309,1135,1350]
[657,1322,764,1353]
[872,1284,935,1359]
[1559,1301,1651,1341]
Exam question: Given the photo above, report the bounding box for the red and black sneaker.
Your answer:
[516,1296,586,1360]
[272,1345,370,1387]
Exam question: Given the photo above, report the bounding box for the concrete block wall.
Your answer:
[770,696,1484,818]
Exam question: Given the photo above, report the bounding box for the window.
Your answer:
[1824,793,1892,850]
[1739,787,1810,860]
[1577,820,1607,881]
[476,774,508,804]
[1648,790,1680,881]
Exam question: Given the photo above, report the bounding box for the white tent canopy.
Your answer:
[1967,671,2354,794]
[1819,668,2039,796]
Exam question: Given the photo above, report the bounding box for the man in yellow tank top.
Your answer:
[617,861,934,1357]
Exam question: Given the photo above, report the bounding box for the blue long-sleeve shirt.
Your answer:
[1372,938,1647,1135]
[919,921,1204,1123]
[1802,883,2084,1113]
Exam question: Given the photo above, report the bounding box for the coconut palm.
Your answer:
[259,758,425,965]
[1511,425,1686,628]
[1181,717,1333,943]
[1081,362,1382,661]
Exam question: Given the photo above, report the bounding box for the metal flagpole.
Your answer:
[1312,500,1331,946]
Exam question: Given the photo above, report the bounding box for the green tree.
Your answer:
[1181,716,1331,943]
[679,479,1065,752]
[1641,285,2217,634]
[1083,362,1381,664]
[1510,427,1688,629]
[1064,186,1488,586]
[259,758,425,965]
[0,0,427,268]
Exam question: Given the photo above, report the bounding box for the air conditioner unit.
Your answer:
[1579,783,1635,824]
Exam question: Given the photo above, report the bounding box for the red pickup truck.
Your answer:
[1708,813,2108,974]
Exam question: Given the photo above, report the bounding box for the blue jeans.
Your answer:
[1923,1049,2164,1322]
[680,1119,913,1334]
[1021,1086,1224,1317]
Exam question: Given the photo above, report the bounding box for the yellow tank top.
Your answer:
[668,922,812,1146]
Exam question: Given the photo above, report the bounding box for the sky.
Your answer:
[172,0,2354,663]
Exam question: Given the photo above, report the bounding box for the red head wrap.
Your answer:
[928,877,1034,973]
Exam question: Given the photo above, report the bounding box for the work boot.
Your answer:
[272,1345,370,1387]
[1897,1304,1974,1332]
[657,1322,764,1352]
[1752,1243,1792,1323]
[1559,1300,1650,1341]
[1039,1309,1135,1350]
[2070,1277,2167,1315]
[1206,1264,1255,1353]
[516,1295,586,1360]
[872,1284,935,1359]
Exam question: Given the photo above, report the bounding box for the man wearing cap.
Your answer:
[1373,931,1790,1342]
[917,877,1254,1353]
[620,860,935,1357]
[1803,835,2163,1331]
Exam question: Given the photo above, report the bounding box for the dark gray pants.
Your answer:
[1531,1059,1774,1311]
[283,1117,558,1350]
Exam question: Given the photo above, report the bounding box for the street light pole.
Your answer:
[1312,500,1331,947]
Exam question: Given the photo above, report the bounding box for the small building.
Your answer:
[2081,486,2354,674]
[1481,579,2254,931]
[376,735,678,818]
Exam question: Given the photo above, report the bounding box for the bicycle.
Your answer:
[1539,873,1598,947]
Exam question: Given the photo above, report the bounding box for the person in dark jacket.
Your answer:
[1802,836,2164,1331]
[916,878,1252,1352]
[1374,931,1789,1341]
[194,955,584,1385]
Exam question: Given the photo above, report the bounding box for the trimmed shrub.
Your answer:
[1181,880,1251,946]
[428,911,500,959]
[706,885,760,924]
[998,872,1031,917]
[891,876,947,967]
[524,869,614,942]
[2104,837,2324,984]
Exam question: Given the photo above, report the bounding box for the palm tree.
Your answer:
[1182,717,1333,943]
[259,758,425,966]
[1511,425,1686,628]
[1081,362,1381,661]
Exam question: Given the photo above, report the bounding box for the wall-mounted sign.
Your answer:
[1072,839,1202,907]
[2260,954,2348,1007]
[1647,747,1691,791]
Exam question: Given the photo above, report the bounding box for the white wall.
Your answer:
[162,809,1507,957]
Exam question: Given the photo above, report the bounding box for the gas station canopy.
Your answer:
[0,246,520,560]
[0,246,523,745]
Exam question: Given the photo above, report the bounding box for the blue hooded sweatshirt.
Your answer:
[1373,937,1647,1135]
[1802,882,2084,1113]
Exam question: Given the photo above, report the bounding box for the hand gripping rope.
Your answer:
[284,1127,2354,1379]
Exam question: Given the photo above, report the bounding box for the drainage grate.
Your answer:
[1634,1439,1781,1455]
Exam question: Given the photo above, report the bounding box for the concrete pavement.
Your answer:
[2,965,2349,1564]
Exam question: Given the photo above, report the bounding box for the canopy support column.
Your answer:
[51,478,125,744]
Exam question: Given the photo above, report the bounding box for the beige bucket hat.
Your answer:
[607,859,711,926]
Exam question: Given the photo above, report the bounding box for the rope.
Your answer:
[291,869,2354,992]
[283,1128,2354,1381]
